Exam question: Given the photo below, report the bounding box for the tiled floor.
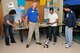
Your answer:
[0,34,80,53]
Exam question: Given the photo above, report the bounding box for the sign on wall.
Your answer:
[40,0,46,5]
[17,0,26,6]
[49,0,54,5]
[8,2,15,9]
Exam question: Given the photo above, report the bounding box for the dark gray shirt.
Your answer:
[3,14,14,26]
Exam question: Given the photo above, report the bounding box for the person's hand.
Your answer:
[71,27,73,29]
[50,22,55,25]
[26,24,28,28]
[51,23,54,25]
[12,24,16,28]
[47,22,52,24]
[75,26,77,28]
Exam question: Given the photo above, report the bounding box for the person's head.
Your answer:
[49,7,54,14]
[63,4,70,12]
[32,1,37,9]
[9,9,16,16]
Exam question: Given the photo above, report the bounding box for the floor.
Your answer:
[0,34,80,53]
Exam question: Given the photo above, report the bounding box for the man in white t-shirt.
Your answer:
[48,7,59,45]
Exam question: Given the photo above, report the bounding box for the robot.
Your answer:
[43,40,49,48]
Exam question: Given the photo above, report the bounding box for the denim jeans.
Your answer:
[49,26,57,42]
[3,25,15,45]
[65,26,73,46]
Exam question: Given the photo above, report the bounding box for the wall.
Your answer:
[1,0,18,16]
[0,2,3,36]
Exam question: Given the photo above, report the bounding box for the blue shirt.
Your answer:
[26,7,39,23]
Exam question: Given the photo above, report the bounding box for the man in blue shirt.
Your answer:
[26,1,42,48]
[63,4,76,48]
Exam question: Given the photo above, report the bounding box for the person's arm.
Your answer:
[25,9,30,27]
[69,12,76,29]
[37,10,39,23]
[38,16,40,23]
[47,14,51,24]
[25,16,28,27]
[7,20,15,27]
[72,12,77,28]
[51,18,59,25]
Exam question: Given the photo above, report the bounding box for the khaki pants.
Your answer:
[27,22,40,44]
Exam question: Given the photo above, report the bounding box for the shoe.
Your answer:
[65,44,71,48]
[57,35,61,37]
[6,44,10,46]
[36,42,42,45]
[53,42,56,45]
[11,41,16,43]
[26,44,30,48]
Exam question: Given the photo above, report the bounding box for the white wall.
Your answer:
[1,0,18,16]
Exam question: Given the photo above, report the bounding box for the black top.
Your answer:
[64,11,76,27]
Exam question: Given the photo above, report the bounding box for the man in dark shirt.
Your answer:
[63,4,76,48]
[3,9,16,46]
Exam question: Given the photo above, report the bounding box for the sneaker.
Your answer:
[11,41,16,43]
[26,44,30,48]
[53,42,56,45]
[36,42,42,45]
[65,44,71,48]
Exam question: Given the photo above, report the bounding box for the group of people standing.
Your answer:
[3,1,76,48]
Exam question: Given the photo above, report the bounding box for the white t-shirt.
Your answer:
[48,12,58,26]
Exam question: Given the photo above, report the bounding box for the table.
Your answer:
[13,23,64,43]
[13,23,49,43]
[13,27,28,43]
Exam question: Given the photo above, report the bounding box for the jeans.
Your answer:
[3,25,15,45]
[46,27,49,39]
[49,26,57,42]
[65,26,73,46]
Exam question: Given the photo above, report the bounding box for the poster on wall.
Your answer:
[46,1,50,7]
[44,7,49,23]
[44,7,49,19]
[54,0,58,3]
[7,2,15,13]
[40,0,46,5]
[17,0,26,6]
[49,0,54,5]
[8,2,15,9]
[15,7,25,22]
